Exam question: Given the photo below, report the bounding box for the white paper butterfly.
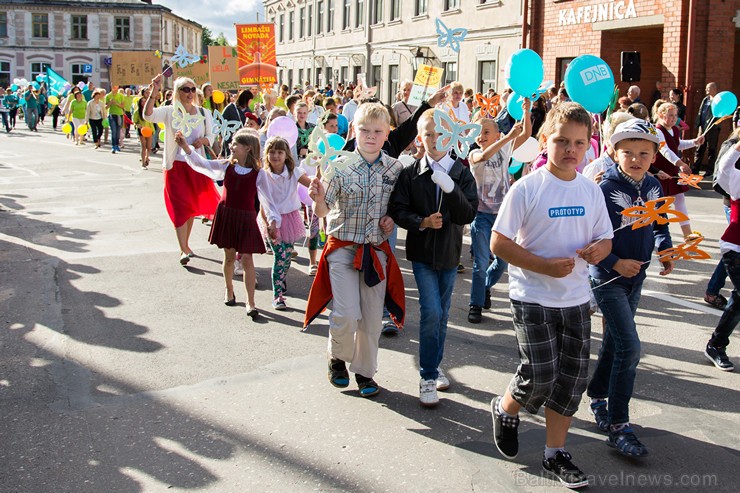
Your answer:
[170,44,201,69]
[171,101,204,138]
[435,18,468,54]
[211,109,243,142]
[433,109,481,159]
[305,126,359,180]
[358,86,377,100]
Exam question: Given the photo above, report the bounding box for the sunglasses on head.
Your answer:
[179,86,196,94]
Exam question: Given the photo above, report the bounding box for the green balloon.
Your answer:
[102,118,110,128]
[159,130,165,142]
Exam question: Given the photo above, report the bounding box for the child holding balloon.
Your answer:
[134,88,155,168]
[260,136,313,310]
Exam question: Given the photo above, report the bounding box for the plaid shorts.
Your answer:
[508,300,591,417]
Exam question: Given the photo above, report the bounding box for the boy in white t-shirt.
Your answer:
[490,102,613,489]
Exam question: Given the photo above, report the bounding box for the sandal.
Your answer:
[684,232,703,241]
[246,305,259,320]
[328,359,350,388]
[704,293,728,310]
[356,375,380,397]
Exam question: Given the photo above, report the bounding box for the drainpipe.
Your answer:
[521,0,529,48]
[684,0,697,129]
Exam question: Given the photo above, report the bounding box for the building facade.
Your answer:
[0,0,202,89]
[265,0,526,102]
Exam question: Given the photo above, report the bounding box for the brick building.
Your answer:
[527,0,740,128]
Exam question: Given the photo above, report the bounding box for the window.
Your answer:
[371,64,381,88]
[415,0,427,16]
[328,0,335,32]
[444,62,457,84]
[0,12,7,37]
[288,69,293,89]
[387,64,398,102]
[343,0,351,29]
[479,60,497,93]
[390,0,400,20]
[307,6,312,36]
[340,66,348,85]
[355,0,364,27]
[557,57,575,85]
[71,15,87,39]
[445,0,459,10]
[163,20,168,47]
[288,11,294,40]
[325,67,332,86]
[30,62,51,82]
[299,7,305,37]
[317,1,324,34]
[278,14,284,42]
[371,0,383,24]
[0,61,10,88]
[70,63,88,84]
[298,69,303,87]
[114,17,130,41]
[32,13,48,38]
[352,66,361,84]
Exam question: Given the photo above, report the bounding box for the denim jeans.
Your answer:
[706,205,731,296]
[710,250,740,348]
[25,107,38,130]
[469,211,507,307]
[0,111,9,132]
[109,115,122,148]
[412,262,457,381]
[587,278,642,426]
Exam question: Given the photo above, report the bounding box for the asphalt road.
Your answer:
[1,125,738,492]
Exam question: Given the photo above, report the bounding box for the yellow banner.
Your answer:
[414,64,444,87]
[110,51,160,87]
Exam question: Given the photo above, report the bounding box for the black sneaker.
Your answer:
[607,425,648,457]
[457,263,465,273]
[705,344,734,371]
[590,400,609,432]
[328,359,350,388]
[542,450,589,489]
[468,305,482,324]
[483,289,492,309]
[491,396,519,459]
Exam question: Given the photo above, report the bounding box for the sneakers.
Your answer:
[468,305,482,324]
[483,289,492,309]
[272,298,287,310]
[457,263,465,273]
[328,359,350,388]
[491,396,519,459]
[356,374,380,397]
[419,378,439,407]
[179,253,190,266]
[381,319,400,336]
[705,344,734,371]
[704,293,728,310]
[542,450,589,489]
[436,368,450,391]
[607,425,648,457]
[590,400,609,432]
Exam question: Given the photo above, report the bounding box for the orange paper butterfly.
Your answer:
[621,196,689,230]
[657,236,711,262]
[677,173,703,189]
[260,82,274,92]
[475,94,501,118]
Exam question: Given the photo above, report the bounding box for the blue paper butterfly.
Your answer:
[435,18,468,53]
[211,109,243,143]
[433,109,481,160]
[170,44,201,69]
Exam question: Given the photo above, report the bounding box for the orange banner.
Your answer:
[235,23,277,86]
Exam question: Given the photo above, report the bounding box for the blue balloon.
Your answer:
[506,49,544,99]
[507,93,525,121]
[563,55,614,113]
[508,159,524,175]
[317,133,346,158]
[336,113,349,136]
[31,81,40,90]
[35,74,45,83]
[10,84,18,91]
[711,91,738,118]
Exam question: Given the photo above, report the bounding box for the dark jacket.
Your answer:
[389,157,478,270]
[591,166,672,286]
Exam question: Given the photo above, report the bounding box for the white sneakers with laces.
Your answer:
[436,368,450,391]
[419,379,439,407]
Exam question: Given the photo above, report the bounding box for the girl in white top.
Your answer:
[261,136,312,310]
[444,82,471,123]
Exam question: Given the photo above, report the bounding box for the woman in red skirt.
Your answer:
[144,75,221,265]
[175,128,270,319]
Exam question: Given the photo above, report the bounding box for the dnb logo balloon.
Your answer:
[564,55,615,114]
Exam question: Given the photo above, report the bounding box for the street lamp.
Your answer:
[413,48,426,70]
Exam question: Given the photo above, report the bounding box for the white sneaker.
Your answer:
[234,263,244,276]
[419,378,439,407]
[436,368,450,391]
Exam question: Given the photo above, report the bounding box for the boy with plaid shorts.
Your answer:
[490,103,613,489]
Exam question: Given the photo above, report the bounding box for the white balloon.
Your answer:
[512,137,540,163]
[431,169,455,193]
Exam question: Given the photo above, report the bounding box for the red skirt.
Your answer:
[163,160,221,227]
[209,202,266,254]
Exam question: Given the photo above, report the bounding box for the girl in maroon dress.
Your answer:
[653,102,705,240]
[175,128,271,319]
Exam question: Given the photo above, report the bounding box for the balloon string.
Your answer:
[591,261,650,291]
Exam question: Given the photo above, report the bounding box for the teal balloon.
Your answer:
[564,55,614,113]
[31,82,40,90]
[507,93,525,120]
[336,113,349,136]
[18,97,26,107]
[508,159,524,174]
[317,133,346,158]
[35,74,45,82]
[10,84,18,91]
[506,49,544,98]
[711,91,738,118]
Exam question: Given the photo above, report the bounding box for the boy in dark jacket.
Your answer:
[587,119,674,457]
[389,109,478,407]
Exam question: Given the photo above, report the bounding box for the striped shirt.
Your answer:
[324,151,404,245]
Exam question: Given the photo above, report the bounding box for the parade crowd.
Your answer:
[3,71,739,490]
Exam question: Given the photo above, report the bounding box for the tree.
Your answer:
[201,26,215,52]
[214,33,229,46]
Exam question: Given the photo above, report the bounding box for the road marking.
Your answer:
[642,289,722,316]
